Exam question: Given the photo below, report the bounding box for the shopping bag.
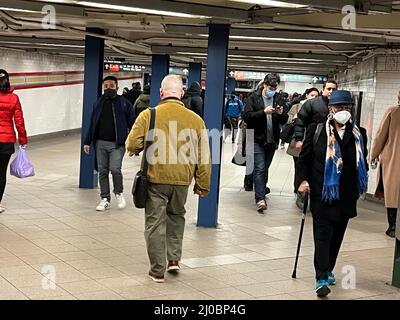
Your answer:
[10,146,35,178]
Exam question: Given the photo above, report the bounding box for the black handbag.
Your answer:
[280,122,295,144]
[132,108,156,209]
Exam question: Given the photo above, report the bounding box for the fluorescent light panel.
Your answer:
[0,7,37,13]
[77,1,211,18]
[230,0,307,8]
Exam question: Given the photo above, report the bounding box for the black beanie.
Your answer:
[0,69,9,79]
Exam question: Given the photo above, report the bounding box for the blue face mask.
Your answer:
[265,89,276,98]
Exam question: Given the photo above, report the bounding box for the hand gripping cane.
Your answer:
[292,192,309,279]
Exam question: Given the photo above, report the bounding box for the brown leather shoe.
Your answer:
[167,260,180,272]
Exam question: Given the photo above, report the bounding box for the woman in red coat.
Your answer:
[0,69,28,213]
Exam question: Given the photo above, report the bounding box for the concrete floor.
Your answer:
[0,134,399,300]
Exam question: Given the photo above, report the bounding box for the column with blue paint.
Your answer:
[150,54,170,107]
[188,62,202,88]
[197,24,230,228]
[79,28,104,188]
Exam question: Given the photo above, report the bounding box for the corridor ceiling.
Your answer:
[1,0,400,75]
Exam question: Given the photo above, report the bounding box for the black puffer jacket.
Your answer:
[182,82,203,117]
[293,96,329,141]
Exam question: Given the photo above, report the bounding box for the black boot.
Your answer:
[386,208,397,238]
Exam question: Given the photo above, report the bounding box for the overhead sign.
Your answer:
[233,71,327,83]
[104,63,146,72]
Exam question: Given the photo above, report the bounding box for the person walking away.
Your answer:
[83,76,135,211]
[287,87,319,209]
[371,93,400,238]
[126,75,211,283]
[0,69,28,213]
[224,92,244,143]
[296,90,368,297]
[182,81,203,117]
[133,84,151,118]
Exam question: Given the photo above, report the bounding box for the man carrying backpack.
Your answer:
[225,92,244,143]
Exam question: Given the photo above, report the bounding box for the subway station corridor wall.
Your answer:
[2,49,84,137]
[1,49,141,137]
[338,55,400,194]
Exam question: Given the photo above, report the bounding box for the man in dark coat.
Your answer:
[296,90,368,297]
[182,81,203,117]
[293,80,337,150]
[83,76,135,212]
[242,73,288,213]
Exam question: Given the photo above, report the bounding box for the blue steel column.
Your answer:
[188,62,202,88]
[226,76,236,95]
[197,24,230,228]
[79,28,104,188]
[150,54,170,106]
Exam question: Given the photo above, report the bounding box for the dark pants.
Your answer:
[96,140,125,201]
[387,208,398,229]
[253,142,276,201]
[228,116,239,143]
[0,154,12,203]
[313,215,349,280]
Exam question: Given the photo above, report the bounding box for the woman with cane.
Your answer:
[296,90,368,297]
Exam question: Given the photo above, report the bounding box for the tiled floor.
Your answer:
[0,134,398,300]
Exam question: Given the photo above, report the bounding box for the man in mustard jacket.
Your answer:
[126,75,211,283]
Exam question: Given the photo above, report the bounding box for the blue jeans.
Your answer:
[254,142,276,201]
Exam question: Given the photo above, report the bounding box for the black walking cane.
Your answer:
[292,192,309,279]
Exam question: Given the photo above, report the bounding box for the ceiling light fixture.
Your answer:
[77,1,211,18]
[230,0,307,9]
[0,7,37,13]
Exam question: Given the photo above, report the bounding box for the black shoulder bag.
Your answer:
[132,108,156,209]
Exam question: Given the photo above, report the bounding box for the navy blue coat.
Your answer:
[84,95,135,147]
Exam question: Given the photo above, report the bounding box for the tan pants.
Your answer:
[145,183,189,276]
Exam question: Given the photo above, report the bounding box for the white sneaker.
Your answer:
[96,198,110,211]
[115,194,126,209]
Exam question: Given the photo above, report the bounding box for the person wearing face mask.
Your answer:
[296,90,369,297]
[125,75,211,283]
[242,73,288,213]
[83,76,135,211]
[293,80,338,151]
[0,69,28,213]
[286,87,320,209]
[371,92,400,239]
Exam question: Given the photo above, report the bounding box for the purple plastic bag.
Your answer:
[10,146,35,178]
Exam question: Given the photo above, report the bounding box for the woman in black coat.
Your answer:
[296,90,368,297]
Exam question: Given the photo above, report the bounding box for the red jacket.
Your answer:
[0,88,27,145]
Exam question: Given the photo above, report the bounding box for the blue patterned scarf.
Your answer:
[322,121,368,203]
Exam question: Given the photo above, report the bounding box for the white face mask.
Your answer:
[333,110,351,125]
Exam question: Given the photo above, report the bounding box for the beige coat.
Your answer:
[371,106,400,208]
